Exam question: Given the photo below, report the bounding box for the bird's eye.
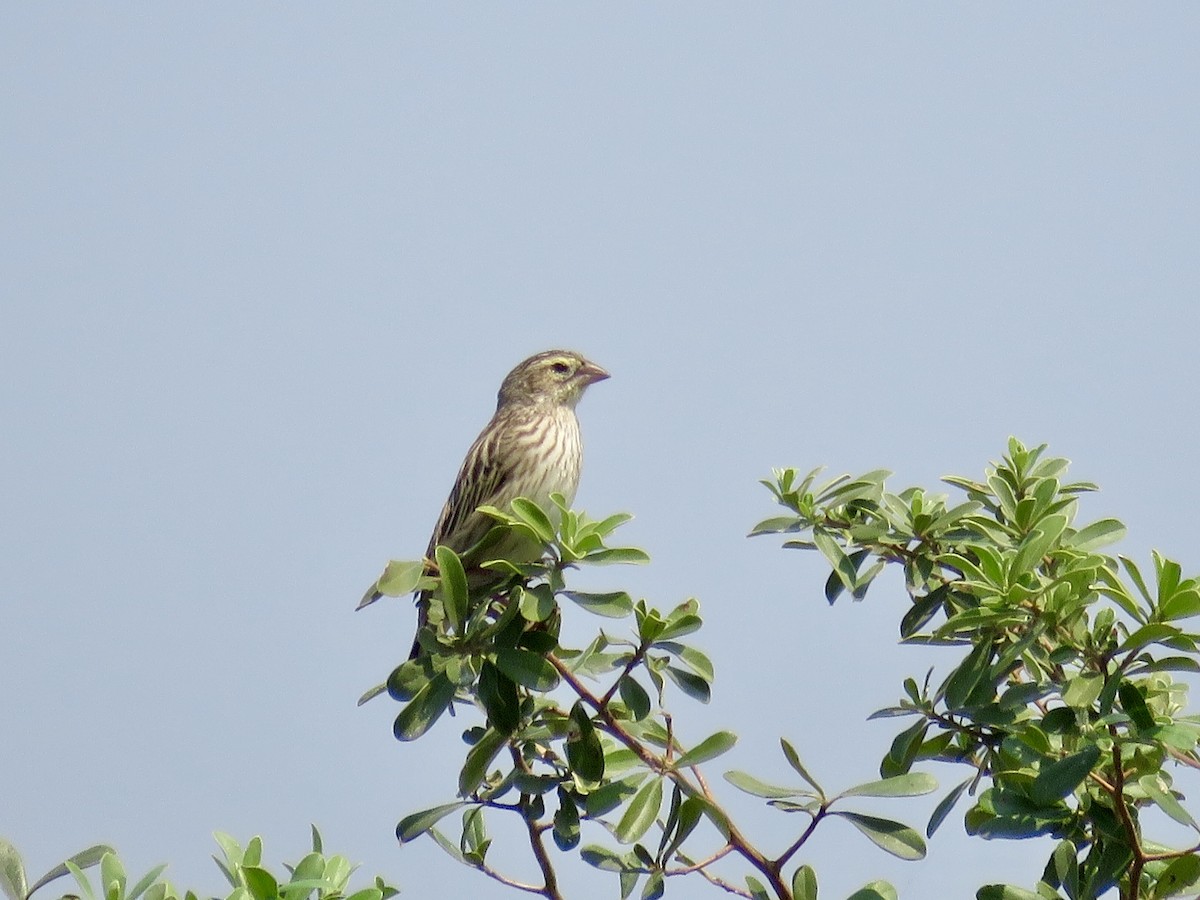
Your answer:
[550,361,571,376]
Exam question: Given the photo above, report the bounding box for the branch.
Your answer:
[509,746,565,900]
[548,653,793,899]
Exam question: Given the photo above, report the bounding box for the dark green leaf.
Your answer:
[494,647,560,692]
[616,779,664,845]
[434,545,468,634]
[780,739,823,795]
[662,797,704,861]
[927,778,971,838]
[478,661,520,734]
[579,845,626,872]
[674,731,737,769]
[458,728,508,797]
[1030,745,1101,806]
[900,588,947,639]
[664,666,710,703]
[567,702,605,786]
[553,791,581,852]
[834,812,926,860]
[393,671,457,741]
[640,871,664,900]
[1118,681,1155,730]
[975,887,1044,900]
[397,803,467,843]
[619,676,652,721]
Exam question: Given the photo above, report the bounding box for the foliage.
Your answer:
[753,438,1200,899]
[365,495,933,899]
[0,831,398,900]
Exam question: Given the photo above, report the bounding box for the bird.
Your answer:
[365,349,610,660]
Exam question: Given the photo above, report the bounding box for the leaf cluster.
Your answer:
[754,438,1200,899]
[0,831,397,900]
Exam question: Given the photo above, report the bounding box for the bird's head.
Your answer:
[497,350,610,409]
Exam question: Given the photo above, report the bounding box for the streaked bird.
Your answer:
[365,350,609,659]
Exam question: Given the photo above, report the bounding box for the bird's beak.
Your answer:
[577,360,610,385]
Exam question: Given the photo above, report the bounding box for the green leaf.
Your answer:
[241,867,278,900]
[674,731,737,769]
[25,846,115,900]
[640,871,664,900]
[553,791,581,852]
[510,497,557,543]
[663,666,710,703]
[619,676,651,721]
[1066,518,1126,551]
[616,779,664,845]
[494,647,560,692]
[745,875,770,900]
[833,812,926,860]
[397,802,467,843]
[662,797,704,861]
[125,865,167,900]
[1118,623,1182,654]
[749,515,802,536]
[518,585,556,622]
[0,840,25,900]
[1162,587,1200,621]
[478,661,520,734]
[792,864,817,900]
[839,772,937,799]
[1154,855,1200,898]
[975,887,1044,900]
[433,545,468,635]
[1118,681,1156,730]
[844,880,898,900]
[780,739,823,796]
[1137,774,1197,828]
[459,728,508,796]
[813,528,858,602]
[723,771,802,799]
[393,671,457,741]
[1062,672,1103,710]
[567,702,605,787]
[927,779,972,838]
[584,547,650,565]
[562,591,634,618]
[579,845,626,872]
[1030,745,1101,806]
[364,560,425,605]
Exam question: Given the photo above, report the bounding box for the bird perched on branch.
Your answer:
[364,349,609,659]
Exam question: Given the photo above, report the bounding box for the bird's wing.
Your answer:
[425,410,518,557]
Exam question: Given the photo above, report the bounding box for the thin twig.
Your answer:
[673,848,753,898]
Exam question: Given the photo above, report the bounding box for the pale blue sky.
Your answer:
[4,6,1199,899]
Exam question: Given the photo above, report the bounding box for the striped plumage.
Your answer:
[371,350,609,659]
